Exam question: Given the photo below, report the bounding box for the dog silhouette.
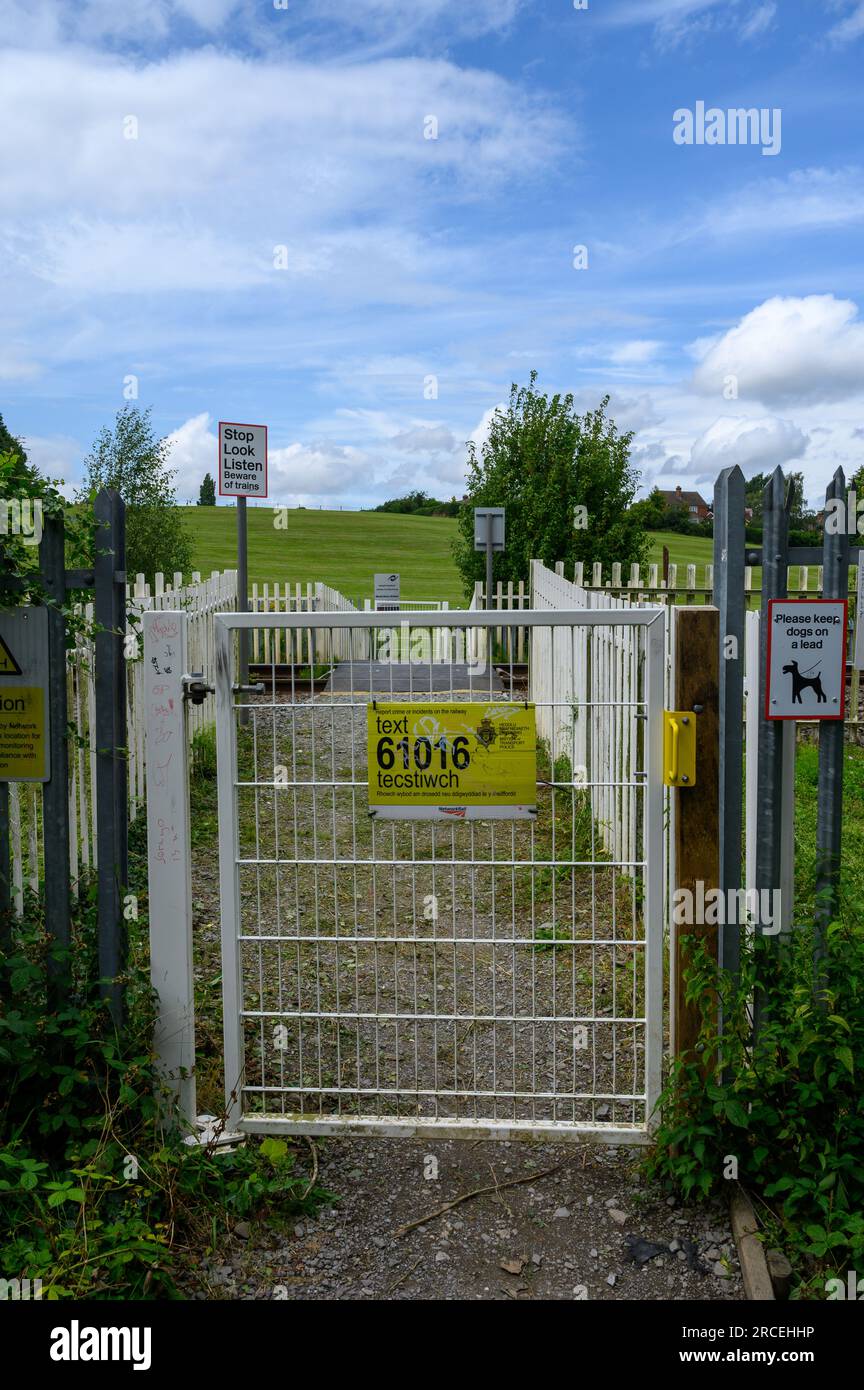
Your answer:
[782,660,826,705]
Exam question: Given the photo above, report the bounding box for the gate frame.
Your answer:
[214,605,667,1143]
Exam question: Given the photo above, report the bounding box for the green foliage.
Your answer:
[77,405,193,583]
[375,490,461,517]
[647,923,864,1295]
[630,487,667,531]
[453,374,648,598]
[197,472,216,506]
[0,441,94,616]
[0,849,331,1299]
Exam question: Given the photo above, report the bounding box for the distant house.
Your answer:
[659,485,710,522]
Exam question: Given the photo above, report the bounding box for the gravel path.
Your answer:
[186,1137,743,1302]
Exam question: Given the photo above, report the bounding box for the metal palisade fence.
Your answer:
[3,567,238,917]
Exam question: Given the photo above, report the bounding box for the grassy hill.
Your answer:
[181,505,466,606]
[178,508,719,606]
[646,529,714,570]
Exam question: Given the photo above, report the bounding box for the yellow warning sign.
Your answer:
[0,687,46,780]
[0,631,22,676]
[367,701,537,820]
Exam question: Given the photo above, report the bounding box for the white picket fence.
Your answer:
[529,561,663,869]
[5,568,238,917]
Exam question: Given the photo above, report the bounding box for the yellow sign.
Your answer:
[0,632,22,676]
[0,687,46,780]
[367,701,537,820]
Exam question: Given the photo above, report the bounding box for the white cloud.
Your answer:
[164,412,384,502]
[468,404,506,457]
[388,424,458,453]
[271,441,379,498]
[690,295,864,406]
[17,434,82,492]
[828,3,864,43]
[740,2,776,39]
[164,411,217,500]
[604,0,775,46]
[308,0,523,43]
[0,48,564,298]
[700,167,864,238]
[606,340,662,365]
[0,347,41,380]
[689,415,809,475]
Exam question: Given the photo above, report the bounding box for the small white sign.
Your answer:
[374,573,400,610]
[766,599,847,721]
[474,507,505,552]
[218,421,268,498]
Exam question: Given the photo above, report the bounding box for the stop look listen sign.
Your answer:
[218,421,268,498]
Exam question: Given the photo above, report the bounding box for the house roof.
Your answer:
[659,488,709,508]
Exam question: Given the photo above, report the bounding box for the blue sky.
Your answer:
[2,0,864,510]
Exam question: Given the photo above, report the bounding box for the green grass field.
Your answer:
[181,509,855,607]
[180,509,722,606]
[646,530,714,570]
[181,505,466,606]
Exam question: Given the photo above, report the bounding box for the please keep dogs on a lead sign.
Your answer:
[218,421,268,497]
[766,599,848,720]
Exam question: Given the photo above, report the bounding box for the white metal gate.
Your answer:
[214,606,666,1144]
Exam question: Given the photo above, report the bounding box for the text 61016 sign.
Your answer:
[218,421,268,498]
[766,599,848,720]
[0,607,50,782]
[367,701,537,820]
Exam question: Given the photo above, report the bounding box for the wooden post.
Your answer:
[673,606,720,1064]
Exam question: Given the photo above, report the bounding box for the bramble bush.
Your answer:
[0,829,331,1300]
[647,919,864,1296]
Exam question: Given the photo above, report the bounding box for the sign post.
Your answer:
[474,507,505,611]
[218,422,268,721]
[765,599,848,720]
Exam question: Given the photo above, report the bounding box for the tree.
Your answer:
[630,486,666,530]
[0,411,30,469]
[198,472,216,506]
[744,471,768,520]
[453,375,647,597]
[77,406,193,581]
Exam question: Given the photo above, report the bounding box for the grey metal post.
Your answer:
[40,511,71,987]
[486,511,494,613]
[814,467,849,970]
[753,468,791,1037]
[94,488,127,1023]
[755,467,790,905]
[713,464,746,983]
[237,497,249,725]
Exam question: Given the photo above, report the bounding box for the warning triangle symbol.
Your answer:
[0,632,22,676]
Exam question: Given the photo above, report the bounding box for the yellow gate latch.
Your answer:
[663,710,697,787]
